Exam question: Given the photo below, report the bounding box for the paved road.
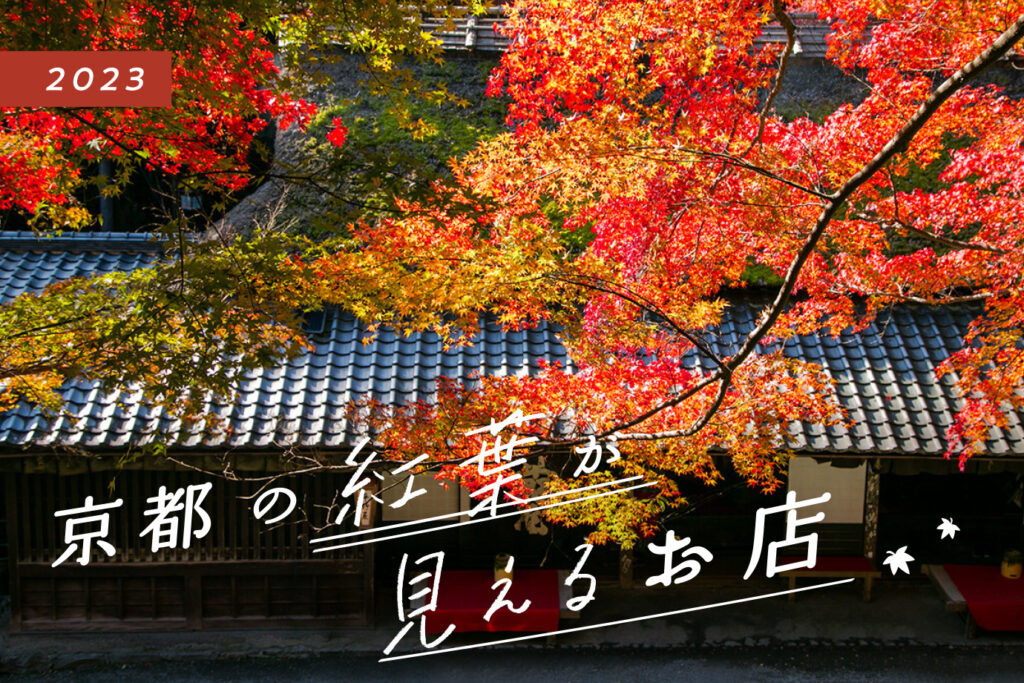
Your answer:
[8,646,1024,682]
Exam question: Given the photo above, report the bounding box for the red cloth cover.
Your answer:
[944,564,1024,632]
[423,569,560,633]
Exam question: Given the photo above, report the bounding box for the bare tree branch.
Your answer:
[886,217,1008,255]
[623,144,831,199]
[744,0,797,152]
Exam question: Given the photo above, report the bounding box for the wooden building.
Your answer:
[0,231,570,631]
[4,468,370,631]
[3,231,1024,631]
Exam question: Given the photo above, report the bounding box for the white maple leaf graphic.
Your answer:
[937,518,960,540]
[883,546,915,575]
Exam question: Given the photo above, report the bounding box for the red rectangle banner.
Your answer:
[0,51,172,107]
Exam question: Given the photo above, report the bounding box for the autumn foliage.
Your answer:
[341,0,1024,542]
[5,1,1024,544]
[0,0,479,418]
[0,1,322,227]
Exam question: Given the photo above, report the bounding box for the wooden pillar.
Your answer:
[185,572,202,630]
[1017,475,1024,551]
[5,472,22,631]
[619,546,633,588]
[863,460,880,561]
[364,543,376,628]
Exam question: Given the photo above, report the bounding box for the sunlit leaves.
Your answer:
[7,1,1024,545]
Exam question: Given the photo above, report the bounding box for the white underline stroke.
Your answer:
[312,475,645,544]
[380,578,856,662]
[311,480,657,552]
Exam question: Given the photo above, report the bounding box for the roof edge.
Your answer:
[0,231,163,254]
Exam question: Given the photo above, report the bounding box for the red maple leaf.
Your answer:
[327,117,348,148]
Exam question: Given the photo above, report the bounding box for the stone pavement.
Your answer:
[1,574,1021,674]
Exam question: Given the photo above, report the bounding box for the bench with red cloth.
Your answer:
[420,569,568,633]
[777,556,881,602]
[926,564,1024,637]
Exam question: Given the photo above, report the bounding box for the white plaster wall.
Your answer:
[787,457,866,524]
[381,473,460,521]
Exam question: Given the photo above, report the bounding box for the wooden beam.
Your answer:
[862,461,880,561]
[5,473,21,631]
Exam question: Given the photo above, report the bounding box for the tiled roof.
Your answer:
[0,231,1020,456]
[0,307,571,450]
[685,302,1024,456]
[0,231,157,302]
[0,232,570,450]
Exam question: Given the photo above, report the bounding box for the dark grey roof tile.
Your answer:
[830,434,853,450]
[807,434,830,450]
[308,352,330,368]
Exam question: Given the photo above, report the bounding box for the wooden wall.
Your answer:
[4,470,372,631]
[1,474,8,600]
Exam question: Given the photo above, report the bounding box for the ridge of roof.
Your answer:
[424,11,834,57]
[0,231,162,254]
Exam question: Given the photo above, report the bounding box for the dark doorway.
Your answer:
[878,472,1023,564]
